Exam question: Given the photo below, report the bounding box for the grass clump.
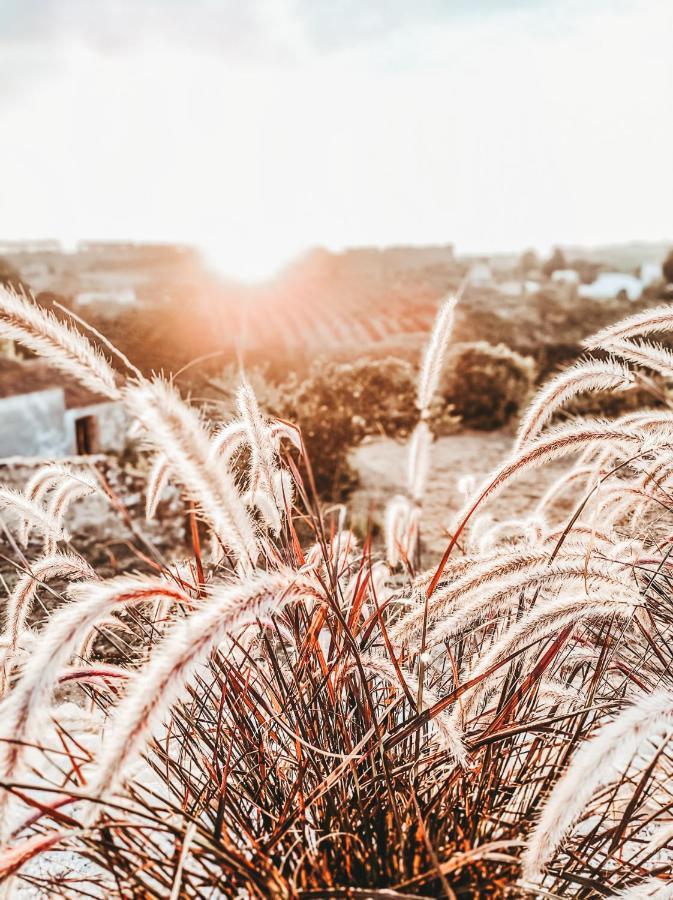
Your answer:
[3,285,673,898]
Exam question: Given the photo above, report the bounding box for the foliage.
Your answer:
[663,248,673,284]
[441,341,536,429]
[278,356,450,498]
[542,246,567,278]
[518,248,539,275]
[0,257,25,293]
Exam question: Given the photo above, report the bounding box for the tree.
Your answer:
[0,257,25,292]
[542,247,567,278]
[519,249,539,275]
[663,249,673,284]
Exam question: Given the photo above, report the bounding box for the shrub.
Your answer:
[663,248,673,284]
[442,340,536,429]
[278,356,421,498]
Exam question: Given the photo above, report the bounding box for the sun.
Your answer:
[199,236,306,285]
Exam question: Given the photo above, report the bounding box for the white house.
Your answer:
[468,262,493,286]
[640,262,662,287]
[552,269,580,285]
[0,386,129,459]
[75,287,137,306]
[579,273,643,302]
[0,358,133,458]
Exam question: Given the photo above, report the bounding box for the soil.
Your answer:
[350,428,574,561]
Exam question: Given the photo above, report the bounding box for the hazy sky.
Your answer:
[0,0,671,279]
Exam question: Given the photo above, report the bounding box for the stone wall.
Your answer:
[0,455,186,572]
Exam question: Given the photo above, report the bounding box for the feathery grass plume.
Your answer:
[0,285,119,399]
[344,655,466,765]
[0,552,94,693]
[0,487,66,545]
[474,514,545,552]
[237,381,284,532]
[449,421,642,542]
[416,295,457,413]
[385,298,459,568]
[390,545,561,647]
[208,419,248,462]
[425,555,634,651]
[385,495,418,568]
[43,472,98,552]
[534,464,596,516]
[605,338,673,380]
[271,417,302,451]
[125,378,258,564]
[454,592,636,729]
[584,303,673,349]
[592,483,660,533]
[522,689,673,882]
[145,453,170,520]
[304,527,357,572]
[536,678,579,707]
[515,359,634,450]
[407,421,433,501]
[19,463,79,545]
[0,576,190,838]
[83,571,304,816]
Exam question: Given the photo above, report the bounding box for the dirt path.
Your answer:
[350,429,573,560]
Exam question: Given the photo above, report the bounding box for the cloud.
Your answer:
[0,0,670,279]
[0,0,629,57]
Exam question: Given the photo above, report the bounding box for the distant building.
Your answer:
[552,269,580,285]
[468,262,493,286]
[640,262,662,287]
[75,287,137,306]
[0,361,129,459]
[498,280,524,296]
[0,240,62,255]
[579,272,643,302]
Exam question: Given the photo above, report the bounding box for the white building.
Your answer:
[640,262,662,287]
[75,287,137,306]
[579,272,643,302]
[468,262,493,286]
[0,387,129,459]
[552,269,580,285]
[0,358,132,458]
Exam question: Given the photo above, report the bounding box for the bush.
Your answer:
[6,291,673,896]
[663,248,673,284]
[278,356,421,499]
[441,341,536,429]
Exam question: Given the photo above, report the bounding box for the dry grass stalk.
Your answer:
[522,689,673,881]
[584,303,673,348]
[416,295,457,413]
[0,284,119,399]
[515,358,634,449]
[125,378,258,564]
[84,571,303,816]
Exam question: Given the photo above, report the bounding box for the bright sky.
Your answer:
[0,0,671,280]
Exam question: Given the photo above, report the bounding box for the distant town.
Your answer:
[0,237,671,463]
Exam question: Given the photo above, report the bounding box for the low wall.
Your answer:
[0,455,186,571]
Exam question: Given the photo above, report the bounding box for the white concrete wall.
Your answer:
[64,402,130,455]
[0,388,71,458]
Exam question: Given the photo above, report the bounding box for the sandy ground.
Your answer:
[350,429,573,560]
